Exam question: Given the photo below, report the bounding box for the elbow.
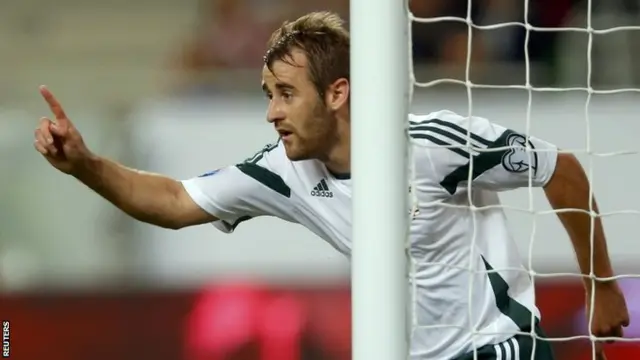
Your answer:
[159,221,186,231]
[166,217,199,230]
[129,213,186,230]
[137,180,212,230]
[159,181,195,230]
[157,208,196,231]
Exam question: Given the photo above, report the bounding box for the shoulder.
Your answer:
[408,110,475,161]
[408,110,483,192]
[231,140,294,198]
[409,109,466,124]
[236,139,325,197]
[242,139,288,169]
[239,139,311,181]
[410,111,467,148]
[409,110,496,141]
[408,109,508,154]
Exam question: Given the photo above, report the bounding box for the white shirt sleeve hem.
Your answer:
[180,179,234,233]
[538,147,559,188]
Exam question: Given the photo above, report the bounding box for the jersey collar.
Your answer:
[327,168,351,180]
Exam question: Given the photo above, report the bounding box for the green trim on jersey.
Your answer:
[453,323,555,360]
[409,118,477,159]
[244,140,280,164]
[410,132,471,159]
[439,129,520,195]
[236,139,290,197]
[223,215,253,231]
[236,162,291,198]
[482,256,536,330]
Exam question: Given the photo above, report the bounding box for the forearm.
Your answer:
[74,155,185,229]
[544,154,614,288]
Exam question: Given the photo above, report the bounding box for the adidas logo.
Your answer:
[311,179,333,198]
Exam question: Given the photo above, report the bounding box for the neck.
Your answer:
[321,118,351,177]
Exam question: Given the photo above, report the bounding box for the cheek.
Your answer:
[290,109,313,135]
[300,117,326,141]
[289,101,327,142]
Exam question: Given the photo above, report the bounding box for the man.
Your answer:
[34,11,628,360]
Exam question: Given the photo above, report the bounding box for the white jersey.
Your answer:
[181,110,559,360]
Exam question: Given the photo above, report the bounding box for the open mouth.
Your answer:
[278,130,293,139]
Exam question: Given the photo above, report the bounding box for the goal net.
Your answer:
[351,0,640,359]
[405,0,640,359]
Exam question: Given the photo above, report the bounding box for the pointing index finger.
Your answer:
[39,85,68,121]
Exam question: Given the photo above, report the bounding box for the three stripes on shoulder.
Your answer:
[408,118,492,158]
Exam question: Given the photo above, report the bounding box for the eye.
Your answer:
[282,91,293,101]
[264,92,273,100]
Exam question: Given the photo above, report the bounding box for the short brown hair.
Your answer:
[264,11,350,97]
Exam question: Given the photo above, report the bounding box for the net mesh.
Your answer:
[406,0,640,358]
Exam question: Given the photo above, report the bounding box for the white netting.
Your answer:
[406,0,640,358]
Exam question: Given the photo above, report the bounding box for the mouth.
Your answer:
[277,129,293,140]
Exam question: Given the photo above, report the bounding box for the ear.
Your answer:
[325,78,350,111]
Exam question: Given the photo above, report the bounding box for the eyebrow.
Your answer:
[275,82,295,91]
[261,81,296,93]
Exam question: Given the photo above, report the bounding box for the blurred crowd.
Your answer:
[168,0,640,90]
[174,0,577,80]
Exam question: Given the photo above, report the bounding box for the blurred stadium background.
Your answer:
[2,0,640,359]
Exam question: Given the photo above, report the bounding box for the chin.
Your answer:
[283,144,311,161]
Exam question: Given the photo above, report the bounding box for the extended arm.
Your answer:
[543,153,613,287]
[36,86,287,233]
[76,155,216,230]
[34,86,216,230]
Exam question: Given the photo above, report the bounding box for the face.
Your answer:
[261,49,344,161]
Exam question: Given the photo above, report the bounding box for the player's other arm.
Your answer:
[544,153,630,348]
[34,86,215,229]
[422,111,612,281]
[421,112,628,349]
[543,154,612,281]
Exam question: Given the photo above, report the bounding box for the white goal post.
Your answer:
[350,0,410,360]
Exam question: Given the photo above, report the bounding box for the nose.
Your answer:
[266,101,285,123]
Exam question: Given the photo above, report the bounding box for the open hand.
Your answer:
[34,86,93,175]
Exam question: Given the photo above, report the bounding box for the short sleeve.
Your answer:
[180,141,294,233]
[410,111,558,195]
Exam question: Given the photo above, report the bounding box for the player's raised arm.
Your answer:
[34,86,216,229]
